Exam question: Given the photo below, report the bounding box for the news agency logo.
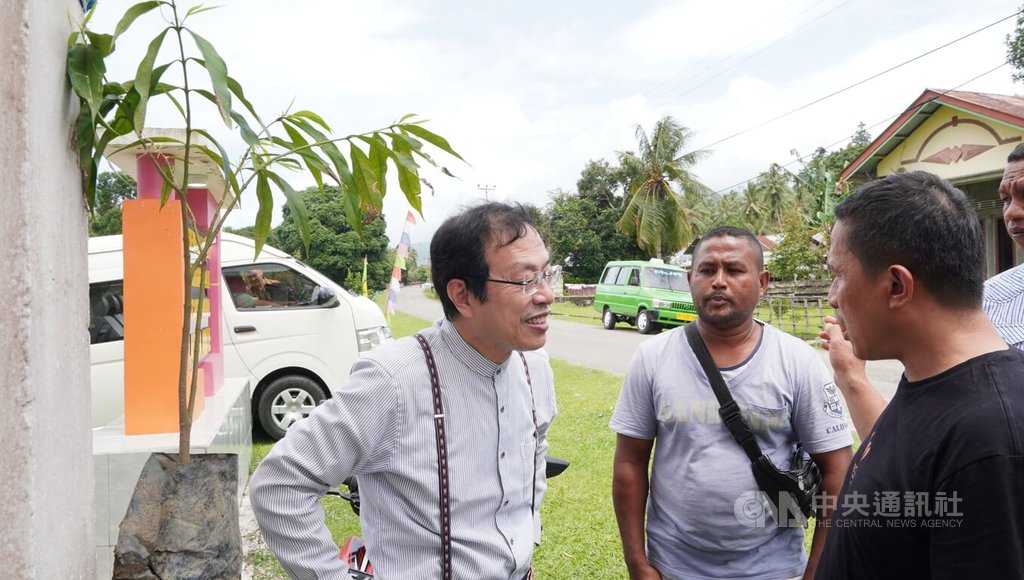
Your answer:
[733,492,809,528]
[734,490,965,528]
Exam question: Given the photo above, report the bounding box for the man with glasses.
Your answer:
[251,202,558,579]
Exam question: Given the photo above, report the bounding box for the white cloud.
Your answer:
[86,0,1024,247]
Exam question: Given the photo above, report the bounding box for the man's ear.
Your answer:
[447,278,475,318]
[886,265,914,309]
[757,269,770,299]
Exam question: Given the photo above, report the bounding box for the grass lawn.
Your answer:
[248,306,833,578]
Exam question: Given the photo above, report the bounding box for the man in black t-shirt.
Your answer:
[815,171,1024,579]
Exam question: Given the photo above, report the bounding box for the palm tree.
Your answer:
[740,181,767,232]
[757,163,794,230]
[616,116,711,258]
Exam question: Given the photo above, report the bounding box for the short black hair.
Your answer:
[430,202,536,320]
[1008,142,1024,163]
[834,171,984,309]
[692,225,764,270]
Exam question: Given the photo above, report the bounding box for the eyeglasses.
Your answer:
[469,269,561,296]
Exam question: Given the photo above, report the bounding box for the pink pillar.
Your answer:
[136,154,174,200]
[187,187,224,396]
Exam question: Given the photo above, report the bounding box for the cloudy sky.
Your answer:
[90,0,1022,246]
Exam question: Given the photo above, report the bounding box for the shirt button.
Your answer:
[496,369,502,375]
[500,406,505,413]
[500,451,506,459]
[503,499,509,506]
[511,538,515,545]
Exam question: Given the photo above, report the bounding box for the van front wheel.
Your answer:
[637,309,659,335]
[258,375,327,440]
[602,307,617,330]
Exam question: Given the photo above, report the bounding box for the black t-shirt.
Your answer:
[816,349,1024,580]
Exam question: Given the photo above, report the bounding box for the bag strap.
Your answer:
[683,323,763,462]
[414,334,538,580]
[415,333,452,580]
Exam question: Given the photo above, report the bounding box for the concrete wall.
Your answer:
[0,0,95,577]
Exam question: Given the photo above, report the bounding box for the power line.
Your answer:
[711,61,1012,195]
[646,0,851,108]
[693,10,1021,156]
[552,0,850,156]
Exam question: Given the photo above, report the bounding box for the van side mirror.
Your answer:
[315,286,340,307]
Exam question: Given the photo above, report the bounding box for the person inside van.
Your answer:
[232,269,294,307]
[250,201,558,579]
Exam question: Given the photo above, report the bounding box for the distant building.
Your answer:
[842,89,1024,276]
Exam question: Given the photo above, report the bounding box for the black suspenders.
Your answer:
[414,333,538,580]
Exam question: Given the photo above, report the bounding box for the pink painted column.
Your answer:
[136,154,173,199]
[187,187,224,396]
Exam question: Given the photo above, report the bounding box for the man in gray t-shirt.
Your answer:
[611,226,853,580]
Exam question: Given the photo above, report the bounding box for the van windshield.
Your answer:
[643,267,690,292]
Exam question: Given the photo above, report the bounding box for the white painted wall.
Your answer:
[0,0,94,577]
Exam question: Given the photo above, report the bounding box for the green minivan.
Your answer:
[593,259,697,334]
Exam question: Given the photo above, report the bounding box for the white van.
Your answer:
[88,233,392,439]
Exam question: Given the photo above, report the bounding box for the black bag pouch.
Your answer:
[751,445,822,525]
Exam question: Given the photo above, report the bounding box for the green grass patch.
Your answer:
[552,300,602,326]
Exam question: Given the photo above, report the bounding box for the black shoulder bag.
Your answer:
[684,323,821,526]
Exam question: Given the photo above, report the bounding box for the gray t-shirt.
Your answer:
[610,322,852,580]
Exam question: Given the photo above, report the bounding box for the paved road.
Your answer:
[393,284,904,399]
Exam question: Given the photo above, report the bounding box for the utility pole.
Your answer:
[477,184,496,200]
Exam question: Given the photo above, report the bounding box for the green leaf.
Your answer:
[114,1,161,41]
[267,172,311,255]
[293,110,331,132]
[276,158,303,171]
[67,44,106,123]
[159,177,174,206]
[226,76,266,135]
[350,143,382,211]
[254,172,274,256]
[132,28,170,133]
[282,124,325,191]
[187,30,233,127]
[185,4,220,18]
[229,111,259,146]
[85,31,114,57]
[286,116,355,193]
[74,106,95,152]
[390,134,422,212]
[368,138,388,201]
[399,124,465,162]
[383,130,424,152]
[397,113,418,123]
[102,82,126,96]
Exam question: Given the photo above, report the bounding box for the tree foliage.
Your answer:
[272,186,391,292]
[544,188,645,283]
[767,212,827,281]
[88,171,137,236]
[1008,6,1024,83]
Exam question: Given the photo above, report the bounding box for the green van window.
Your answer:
[643,267,690,292]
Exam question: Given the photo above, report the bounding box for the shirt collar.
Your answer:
[438,318,510,377]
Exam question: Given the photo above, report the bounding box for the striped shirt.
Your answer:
[249,318,557,580]
[984,263,1024,351]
